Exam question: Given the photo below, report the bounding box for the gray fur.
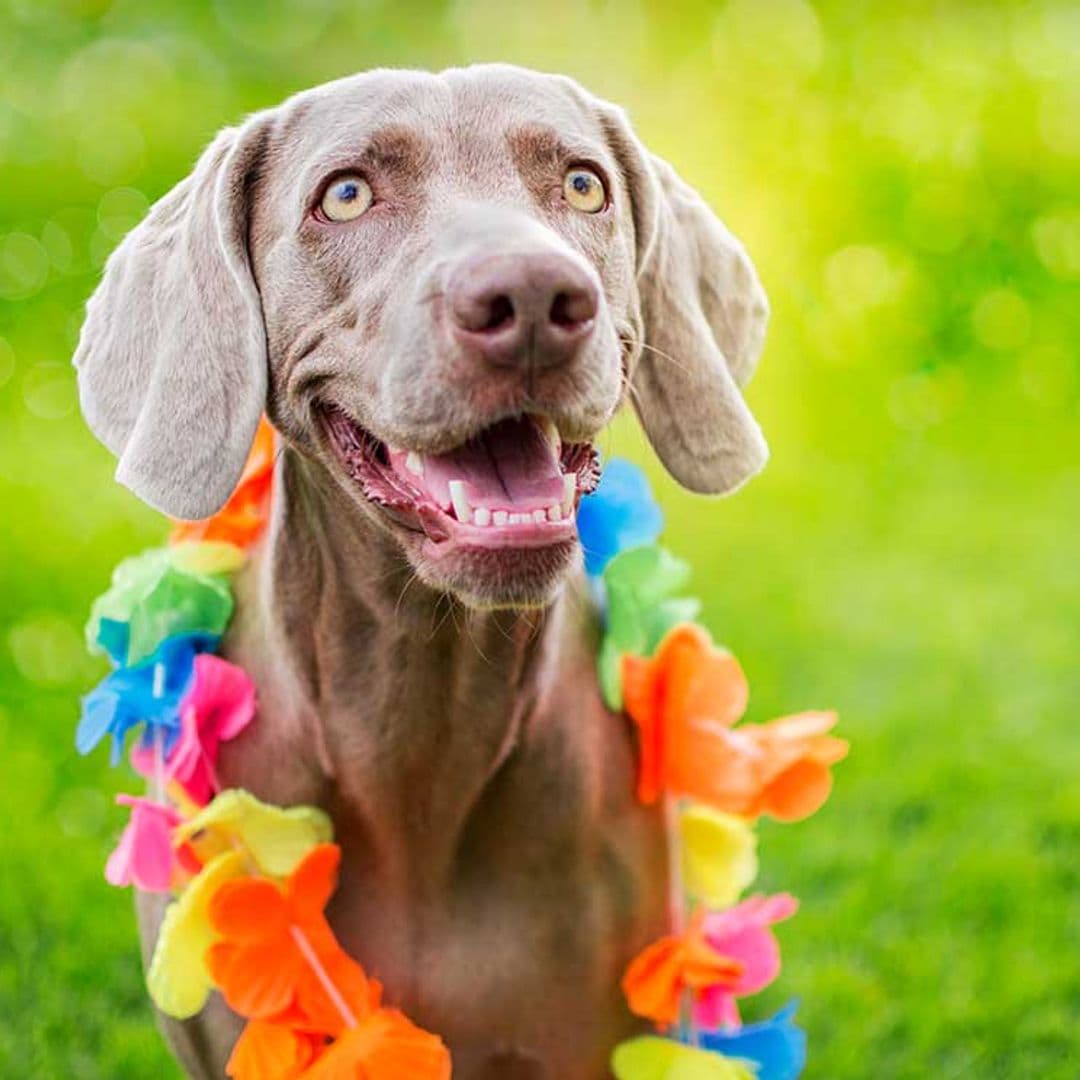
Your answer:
[74,65,768,1078]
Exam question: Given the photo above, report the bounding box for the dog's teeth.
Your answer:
[404,451,423,476]
[535,415,560,453]
[547,504,563,522]
[508,512,523,524]
[448,480,471,524]
[532,508,547,523]
[493,510,509,526]
[561,474,576,515]
[473,506,491,527]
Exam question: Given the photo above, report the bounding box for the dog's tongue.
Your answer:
[390,416,565,514]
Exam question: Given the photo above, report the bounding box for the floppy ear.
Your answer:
[73,115,272,519]
[602,107,769,495]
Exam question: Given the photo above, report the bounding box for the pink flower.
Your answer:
[133,654,255,804]
[105,795,182,892]
[694,893,799,1029]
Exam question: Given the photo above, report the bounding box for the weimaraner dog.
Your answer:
[74,64,768,1080]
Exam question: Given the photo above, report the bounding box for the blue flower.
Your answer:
[577,457,663,577]
[76,633,219,765]
[698,1002,807,1080]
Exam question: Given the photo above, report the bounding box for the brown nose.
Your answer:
[446,252,598,370]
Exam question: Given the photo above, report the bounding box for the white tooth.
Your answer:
[448,480,471,524]
[532,508,547,523]
[535,415,560,452]
[493,510,509,526]
[547,504,563,522]
[405,451,423,476]
[561,473,576,515]
[508,512,523,524]
[474,506,491,527]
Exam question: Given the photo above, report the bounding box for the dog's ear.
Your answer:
[601,106,769,495]
[73,115,272,519]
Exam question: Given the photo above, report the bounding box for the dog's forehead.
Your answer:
[275,66,605,185]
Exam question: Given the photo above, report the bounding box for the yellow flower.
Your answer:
[147,850,246,1017]
[680,804,758,908]
[174,789,333,878]
[612,1036,756,1080]
[169,541,247,576]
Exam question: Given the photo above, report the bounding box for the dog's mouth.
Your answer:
[320,406,600,553]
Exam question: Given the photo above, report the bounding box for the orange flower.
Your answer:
[622,625,847,820]
[621,624,753,806]
[734,711,849,822]
[171,417,275,548]
[206,844,378,1034]
[621,912,744,1026]
[301,1009,451,1080]
[227,1020,325,1080]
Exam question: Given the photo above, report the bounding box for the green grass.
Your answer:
[1,1,1078,1076]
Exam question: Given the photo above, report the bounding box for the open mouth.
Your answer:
[320,406,600,552]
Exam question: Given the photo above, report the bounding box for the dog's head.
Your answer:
[74,65,768,609]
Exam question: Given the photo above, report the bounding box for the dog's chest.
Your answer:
[322,761,668,1080]
[208,612,670,1077]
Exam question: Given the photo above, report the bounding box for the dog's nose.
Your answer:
[447,252,598,370]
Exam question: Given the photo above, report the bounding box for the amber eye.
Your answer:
[563,167,606,213]
[319,174,373,222]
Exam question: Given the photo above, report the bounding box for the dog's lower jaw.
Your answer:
[409,536,581,610]
[138,447,668,1079]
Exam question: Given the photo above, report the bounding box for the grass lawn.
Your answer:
[1,2,1077,1077]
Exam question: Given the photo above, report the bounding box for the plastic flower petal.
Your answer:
[611,1036,756,1080]
[170,540,247,577]
[206,844,377,1032]
[148,849,248,1017]
[77,632,218,764]
[87,547,234,667]
[104,795,182,892]
[599,545,701,709]
[132,654,256,804]
[621,623,751,805]
[174,789,333,878]
[622,912,744,1026]
[227,1020,325,1080]
[696,894,799,1029]
[172,417,275,549]
[699,1002,807,1080]
[300,1009,452,1080]
[577,457,664,577]
[735,712,849,822]
[622,627,847,819]
[680,805,758,908]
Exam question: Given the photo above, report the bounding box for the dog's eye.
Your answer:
[563,167,606,213]
[319,174,373,222]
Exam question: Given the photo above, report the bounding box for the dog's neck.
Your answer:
[228,448,588,889]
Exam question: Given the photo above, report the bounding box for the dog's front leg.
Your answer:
[135,891,242,1080]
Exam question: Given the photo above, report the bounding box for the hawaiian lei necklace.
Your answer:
[77,418,847,1080]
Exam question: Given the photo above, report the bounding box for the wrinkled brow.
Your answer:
[301,124,435,198]
[506,123,610,176]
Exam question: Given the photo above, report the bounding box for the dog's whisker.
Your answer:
[393,567,422,621]
[428,590,460,642]
[618,336,693,378]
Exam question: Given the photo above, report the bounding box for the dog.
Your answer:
[74,63,768,1080]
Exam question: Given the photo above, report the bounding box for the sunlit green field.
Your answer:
[1,1,1077,1077]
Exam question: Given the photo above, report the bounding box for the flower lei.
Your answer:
[78,422,846,1080]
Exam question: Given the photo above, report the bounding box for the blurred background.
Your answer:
[1,0,1077,1076]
